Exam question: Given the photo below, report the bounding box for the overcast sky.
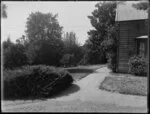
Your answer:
[1,1,99,45]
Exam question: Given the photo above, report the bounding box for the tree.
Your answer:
[16,35,29,46]
[25,12,62,43]
[25,12,64,66]
[132,1,149,34]
[85,2,118,65]
[1,3,8,65]
[1,3,7,18]
[62,32,84,66]
[132,1,149,10]
[86,1,123,71]
[60,54,74,67]
[3,37,27,69]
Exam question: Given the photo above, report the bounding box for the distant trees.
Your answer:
[60,54,74,67]
[60,32,84,66]
[2,11,85,69]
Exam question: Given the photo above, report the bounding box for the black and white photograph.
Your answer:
[1,0,149,112]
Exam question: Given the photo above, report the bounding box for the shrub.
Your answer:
[128,55,147,76]
[106,51,117,72]
[3,65,73,99]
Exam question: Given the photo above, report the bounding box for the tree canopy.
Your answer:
[1,3,7,18]
[84,1,119,65]
[61,32,84,66]
[25,12,63,43]
[25,12,64,66]
[132,1,149,11]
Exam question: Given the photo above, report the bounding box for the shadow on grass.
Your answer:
[66,68,94,73]
[51,83,80,99]
[3,94,47,102]
[2,84,80,102]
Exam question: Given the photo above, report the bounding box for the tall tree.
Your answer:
[85,1,118,65]
[1,3,7,18]
[85,1,124,70]
[25,12,62,43]
[25,12,64,66]
[1,3,8,65]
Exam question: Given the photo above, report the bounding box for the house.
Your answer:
[115,1,148,73]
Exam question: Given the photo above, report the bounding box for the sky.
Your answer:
[1,1,99,45]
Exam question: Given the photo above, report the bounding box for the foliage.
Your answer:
[106,51,117,72]
[25,12,62,43]
[25,12,64,66]
[1,3,7,18]
[3,38,27,69]
[83,38,107,65]
[3,65,73,99]
[102,24,119,72]
[86,1,118,67]
[60,54,75,67]
[128,55,147,76]
[62,32,84,66]
[79,53,89,65]
[132,1,149,11]
[132,1,149,36]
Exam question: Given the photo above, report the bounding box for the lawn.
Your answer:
[99,75,147,96]
[63,64,106,81]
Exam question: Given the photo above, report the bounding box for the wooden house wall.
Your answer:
[117,20,147,73]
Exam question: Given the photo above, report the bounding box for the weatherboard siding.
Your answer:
[117,20,147,73]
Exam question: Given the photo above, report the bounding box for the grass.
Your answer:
[99,75,147,96]
[63,64,106,81]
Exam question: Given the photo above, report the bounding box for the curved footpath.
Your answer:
[2,67,147,112]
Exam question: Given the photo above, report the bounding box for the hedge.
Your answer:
[3,65,73,99]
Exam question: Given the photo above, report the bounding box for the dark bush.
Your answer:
[106,52,117,72]
[3,65,73,99]
[128,55,147,76]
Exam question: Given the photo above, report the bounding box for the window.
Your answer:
[137,39,148,58]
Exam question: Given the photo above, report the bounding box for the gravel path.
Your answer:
[2,67,147,112]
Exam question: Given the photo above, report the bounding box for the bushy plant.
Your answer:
[128,55,147,76]
[106,51,117,72]
[3,65,73,99]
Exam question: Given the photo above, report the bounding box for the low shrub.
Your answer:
[128,55,147,76]
[3,65,73,99]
